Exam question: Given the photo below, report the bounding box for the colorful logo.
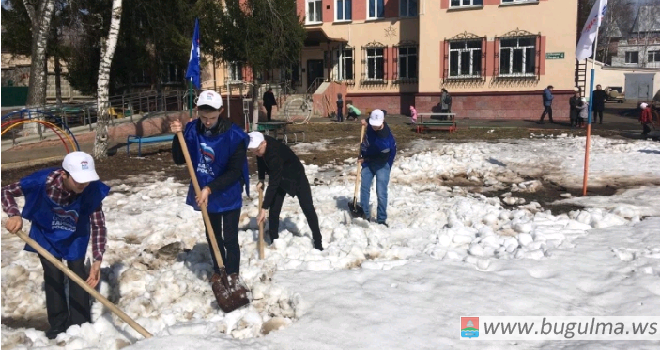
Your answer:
[461,317,479,338]
[206,92,214,100]
[81,161,89,170]
[53,207,80,222]
[200,143,215,164]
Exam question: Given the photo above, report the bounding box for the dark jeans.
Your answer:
[347,111,359,120]
[39,255,90,334]
[268,175,322,248]
[570,109,577,126]
[360,162,391,223]
[337,108,344,122]
[540,106,553,122]
[642,123,652,135]
[593,110,603,123]
[265,105,273,121]
[204,208,241,275]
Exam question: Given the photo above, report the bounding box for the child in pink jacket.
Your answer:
[410,105,418,123]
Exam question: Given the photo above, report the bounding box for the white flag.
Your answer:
[576,0,608,60]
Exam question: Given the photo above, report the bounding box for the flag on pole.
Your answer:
[576,0,608,60]
[185,18,201,89]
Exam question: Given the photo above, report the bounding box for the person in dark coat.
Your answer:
[247,132,323,250]
[263,88,277,122]
[592,84,607,124]
[539,85,554,123]
[170,90,250,280]
[569,88,581,127]
[336,93,344,122]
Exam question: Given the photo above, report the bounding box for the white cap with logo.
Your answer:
[640,102,648,109]
[369,109,385,127]
[247,132,265,149]
[197,90,224,110]
[62,152,100,183]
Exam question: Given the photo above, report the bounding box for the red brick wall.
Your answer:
[297,0,305,19]
[384,0,399,18]
[345,93,416,115]
[354,0,366,20]
[324,0,334,22]
[440,0,449,10]
[414,91,573,120]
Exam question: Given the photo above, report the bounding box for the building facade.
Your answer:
[205,0,578,119]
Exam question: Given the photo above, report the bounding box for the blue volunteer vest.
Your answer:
[20,168,110,260]
[183,120,250,213]
[362,124,397,168]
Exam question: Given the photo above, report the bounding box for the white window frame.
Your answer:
[500,0,539,5]
[306,0,322,24]
[625,51,639,64]
[448,40,482,78]
[398,46,418,80]
[228,62,243,81]
[367,0,384,20]
[335,0,352,22]
[498,37,536,77]
[400,0,418,17]
[365,47,384,81]
[647,50,660,63]
[338,47,354,80]
[450,0,483,8]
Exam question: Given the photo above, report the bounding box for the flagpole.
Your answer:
[582,29,600,196]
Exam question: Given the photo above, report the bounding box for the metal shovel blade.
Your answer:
[347,197,364,218]
[211,270,251,313]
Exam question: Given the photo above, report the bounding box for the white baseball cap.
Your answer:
[640,102,648,108]
[197,90,224,110]
[369,109,385,127]
[247,132,265,149]
[62,152,100,183]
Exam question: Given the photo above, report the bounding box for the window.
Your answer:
[501,0,539,4]
[625,51,639,64]
[499,37,536,76]
[162,63,182,84]
[449,40,482,78]
[365,48,384,80]
[228,62,243,81]
[338,47,354,80]
[647,50,659,63]
[307,0,322,24]
[450,0,483,7]
[336,0,352,21]
[398,46,418,80]
[368,0,384,19]
[400,0,418,17]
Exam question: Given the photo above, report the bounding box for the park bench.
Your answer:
[415,113,457,133]
[127,133,175,157]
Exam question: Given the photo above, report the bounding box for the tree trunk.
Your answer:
[54,53,62,107]
[94,0,123,159]
[252,77,259,131]
[23,0,56,108]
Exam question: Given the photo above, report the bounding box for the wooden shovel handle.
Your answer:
[258,187,265,259]
[14,230,152,338]
[176,132,225,269]
[353,125,366,201]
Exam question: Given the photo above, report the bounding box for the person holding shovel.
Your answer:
[246,131,324,251]
[360,109,396,227]
[1,152,110,339]
[170,90,250,281]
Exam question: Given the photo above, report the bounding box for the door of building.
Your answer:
[307,59,324,91]
[624,73,654,101]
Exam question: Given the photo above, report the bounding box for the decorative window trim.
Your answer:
[494,28,541,80]
[442,32,486,82]
[361,41,388,84]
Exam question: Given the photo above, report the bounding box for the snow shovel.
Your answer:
[347,125,366,217]
[13,230,152,338]
[258,186,265,259]
[176,132,250,313]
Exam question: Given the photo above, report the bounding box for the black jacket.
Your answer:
[256,135,306,209]
[569,96,580,111]
[172,118,247,193]
[592,90,607,111]
[263,91,277,107]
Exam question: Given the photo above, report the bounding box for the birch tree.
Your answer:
[22,0,56,108]
[93,0,123,158]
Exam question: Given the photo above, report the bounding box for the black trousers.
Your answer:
[593,110,604,123]
[268,176,322,248]
[265,106,273,121]
[39,255,90,333]
[540,106,553,122]
[204,208,241,275]
[642,123,652,135]
[347,111,358,120]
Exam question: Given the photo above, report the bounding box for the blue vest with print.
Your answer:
[362,124,397,167]
[183,120,250,213]
[20,168,110,260]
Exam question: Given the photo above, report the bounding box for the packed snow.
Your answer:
[2,135,659,349]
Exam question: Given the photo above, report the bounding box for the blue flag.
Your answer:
[185,18,201,89]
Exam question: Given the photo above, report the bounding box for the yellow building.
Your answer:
[203,0,578,119]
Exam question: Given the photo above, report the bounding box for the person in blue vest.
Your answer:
[359,109,396,227]
[170,90,250,281]
[1,152,110,339]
